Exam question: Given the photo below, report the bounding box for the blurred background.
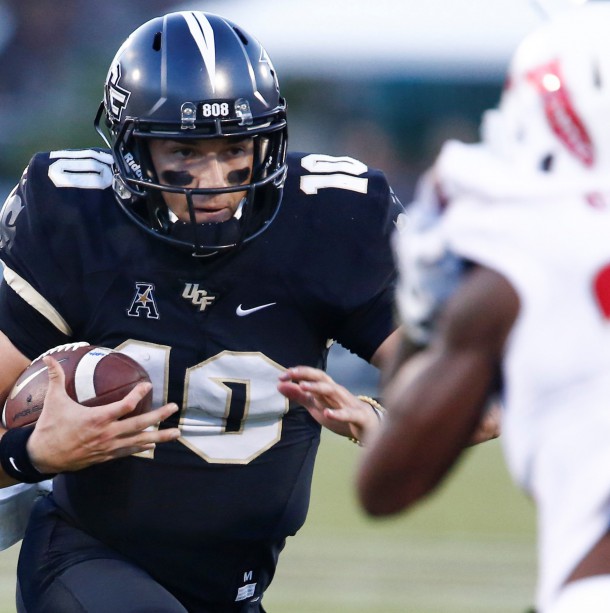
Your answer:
[0,0,566,610]
[0,0,547,392]
[0,0,545,203]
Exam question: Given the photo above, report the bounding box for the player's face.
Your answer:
[148,137,254,223]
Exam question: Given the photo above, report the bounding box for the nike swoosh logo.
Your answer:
[236,302,276,317]
[9,358,68,400]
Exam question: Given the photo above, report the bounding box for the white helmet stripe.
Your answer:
[180,12,216,93]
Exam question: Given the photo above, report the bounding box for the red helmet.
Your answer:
[482,2,610,179]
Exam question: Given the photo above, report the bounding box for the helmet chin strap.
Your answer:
[168,218,242,257]
[165,195,247,256]
[233,198,245,220]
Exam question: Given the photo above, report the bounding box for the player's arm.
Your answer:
[369,327,407,369]
[278,329,403,445]
[356,266,518,516]
[0,332,181,485]
[277,367,384,446]
[0,332,32,486]
[383,330,502,447]
[277,167,405,443]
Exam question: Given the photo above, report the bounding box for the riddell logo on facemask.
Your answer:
[123,153,143,179]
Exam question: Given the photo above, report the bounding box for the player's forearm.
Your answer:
[357,347,492,515]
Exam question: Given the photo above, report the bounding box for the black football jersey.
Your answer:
[0,149,402,605]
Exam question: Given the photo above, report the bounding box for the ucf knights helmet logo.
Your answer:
[106,63,131,122]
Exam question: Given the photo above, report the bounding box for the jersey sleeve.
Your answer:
[0,152,93,358]
[331,173,405,361]
[0,281,71,358]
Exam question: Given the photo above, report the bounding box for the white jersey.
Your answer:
[395,140,610,611]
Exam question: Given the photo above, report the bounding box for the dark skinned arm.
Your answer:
[356,266,519,516]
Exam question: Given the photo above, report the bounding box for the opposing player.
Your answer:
[0,11,402,612]
[357,4,610,612]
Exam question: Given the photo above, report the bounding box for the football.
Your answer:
[2,343,153,429]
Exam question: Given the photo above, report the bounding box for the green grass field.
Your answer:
[265,434,537,613]
[0,436,536,613]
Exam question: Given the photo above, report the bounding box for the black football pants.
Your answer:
[17,495,266,613]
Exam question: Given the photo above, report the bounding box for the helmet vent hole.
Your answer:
[152,32,162,52]
[540,153,554,172]
[233,27,249,45]
[593,60,602,89]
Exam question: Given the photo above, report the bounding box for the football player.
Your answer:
[357,4,610,612]
[0,11,401,613]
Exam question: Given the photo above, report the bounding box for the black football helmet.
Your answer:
[95,11,288,256]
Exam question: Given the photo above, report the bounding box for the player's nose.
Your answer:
[195,156,228,189]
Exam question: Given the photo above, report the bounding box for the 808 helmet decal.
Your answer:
[95,11,288,256]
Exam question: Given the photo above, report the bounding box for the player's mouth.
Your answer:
[192,206,232,223]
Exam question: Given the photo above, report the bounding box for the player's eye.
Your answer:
[228,146,245,157]
[224,140,253,159]
[172,147,196,159]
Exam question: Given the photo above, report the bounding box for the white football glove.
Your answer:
[393,174,464,345]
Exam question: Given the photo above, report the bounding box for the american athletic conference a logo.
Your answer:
[127,282,160,319]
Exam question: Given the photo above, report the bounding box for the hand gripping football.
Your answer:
[2,343,153,429]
